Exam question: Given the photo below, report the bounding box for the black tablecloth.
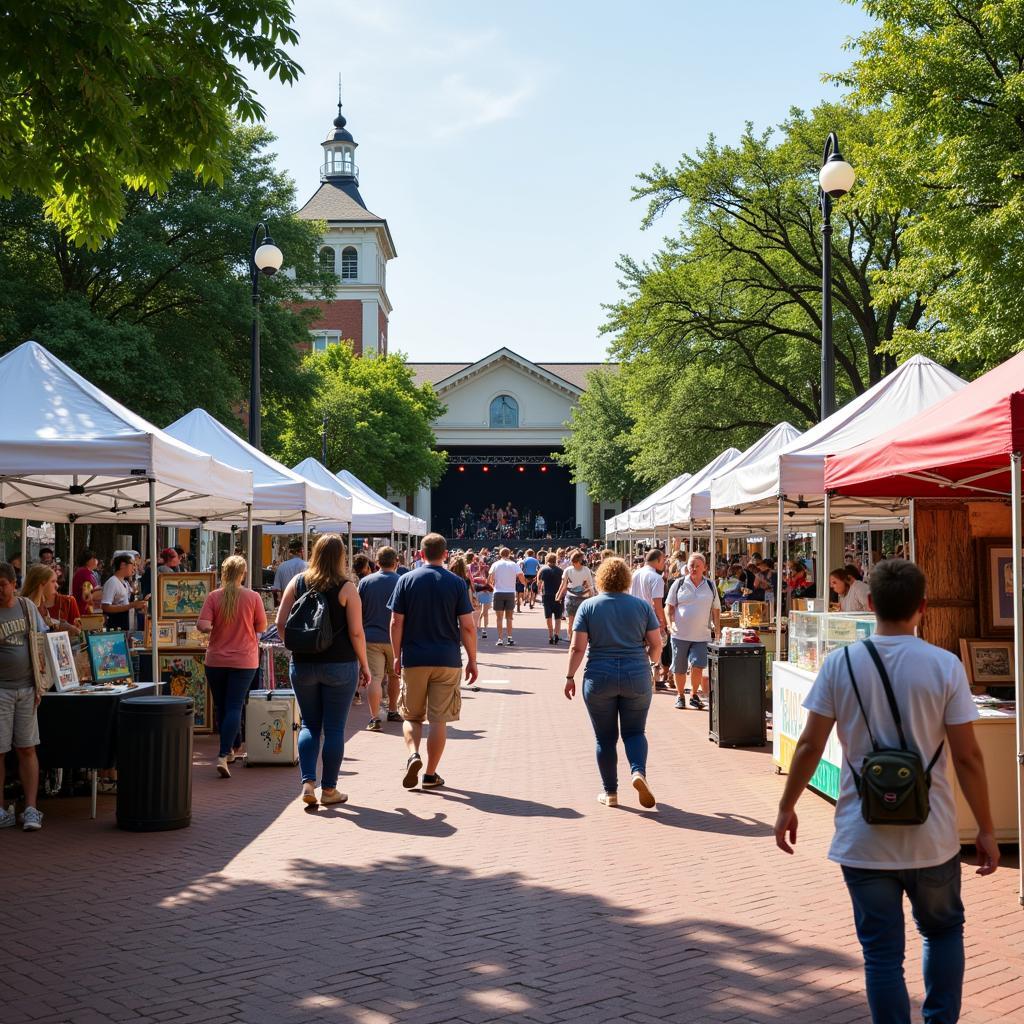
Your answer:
[37,684,157,770]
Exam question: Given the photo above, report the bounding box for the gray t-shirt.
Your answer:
[571,592,658,663]
[0,600,48,689]
[273,557,308,593]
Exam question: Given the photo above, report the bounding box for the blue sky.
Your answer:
[250,1,872,363]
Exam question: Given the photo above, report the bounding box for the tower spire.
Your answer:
[335,72,346,129]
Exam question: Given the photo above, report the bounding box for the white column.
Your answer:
[414,484,431,535]
[575,481,590,539]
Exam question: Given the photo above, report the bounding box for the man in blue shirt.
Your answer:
[357,546,402,732]
[388,533,477,789]
[521,548,541,610]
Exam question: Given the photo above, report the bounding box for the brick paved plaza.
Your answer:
[4,611,1024,1024]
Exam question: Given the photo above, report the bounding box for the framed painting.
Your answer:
[157,572,215,620]
[45,631,79,692]
[976,539,1022,637]
[86,631,134,684]
[959,638,1014,686]
[156,622,176,646]
[78,613,105,633]
[158,651,212,732]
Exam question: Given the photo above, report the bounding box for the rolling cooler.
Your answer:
[708,643,767,747]
[244,689,300,766]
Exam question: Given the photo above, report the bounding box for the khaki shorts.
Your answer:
[366,642,397,685]
[0,685,40,753]
[399,666,462,724]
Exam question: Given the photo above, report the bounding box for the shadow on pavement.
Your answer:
[622,802,773,837]
[423,786,584,820]
[319,803,457,837]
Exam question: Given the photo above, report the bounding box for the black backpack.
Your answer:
[283,575,335,654]
[843,640,943,826]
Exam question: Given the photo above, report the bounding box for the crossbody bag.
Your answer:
[843,639,943,826]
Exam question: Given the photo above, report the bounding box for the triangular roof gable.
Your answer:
[432,348,584,400]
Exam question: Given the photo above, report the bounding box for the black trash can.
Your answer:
[117,696,194,832]
[708,643,766,747]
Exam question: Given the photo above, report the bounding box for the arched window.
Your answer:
[489,394,519,428]
[341,246,358,280]
[319,246,336,275]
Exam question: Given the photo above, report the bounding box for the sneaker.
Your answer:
[353,693,363,706]
[597,792,618,807]
[421,773,445,789]
[655,681,669,692]
[481,630,488,638]
[496,638,505,646]
[689,695,705,711]
[0,805,15,829]
[386,711,403,723]
[548,635,555,645]
[216,756,231,778]
[506,638,515,647]
[367,718,382,732]
[632,772,656,809]
[20,807,43,831]
[402,752,423,789]
[674,697,687,710]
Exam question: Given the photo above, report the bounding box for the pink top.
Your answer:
[199,588,267,669]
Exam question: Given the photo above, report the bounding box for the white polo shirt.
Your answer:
[630,565,665,609]
[666,574,720,642]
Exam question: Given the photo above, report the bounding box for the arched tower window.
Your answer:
[319,246,336,275]
[489,394,519,429]
[341,246,358,280]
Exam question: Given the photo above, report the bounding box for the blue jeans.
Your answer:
[842,854,965,1024]
[581,657,652,794]
[205,665,258,758]
[290,660,359,789]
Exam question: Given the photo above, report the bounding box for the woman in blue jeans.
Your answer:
[276,534,371,807]
[564,557,663,809]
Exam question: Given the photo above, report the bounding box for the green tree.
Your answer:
[836,0,1024,368]
[0,1,301,248]
[602,102,923,483]
[0,124,332,426]
[555,367,642,504]
[271,344,448,497]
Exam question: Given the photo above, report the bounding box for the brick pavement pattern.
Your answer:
[3,610,1023,1023]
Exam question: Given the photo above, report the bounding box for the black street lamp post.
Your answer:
[818,133,855,422]
[248,223,284,449]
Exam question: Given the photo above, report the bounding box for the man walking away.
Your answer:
[774,559,999,1024]
[273,541,307,603]
[488,547,526,647]
[665,553,720,710]
[0,562,47,831]
[388,534,478,789]
[357,546,403,731]
[521,549,541,609]
[630,548,668,685]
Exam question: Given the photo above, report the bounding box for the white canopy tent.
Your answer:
[0,341,255,682]
[606,474,693,539]
[335,469,425,547]
[164,410,352,578]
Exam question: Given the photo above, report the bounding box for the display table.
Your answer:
[947,712,1018,842]
[38,683,157,818]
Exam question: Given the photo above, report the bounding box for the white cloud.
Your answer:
[432,72,539,138]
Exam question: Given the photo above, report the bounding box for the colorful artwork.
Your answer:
[960,638,1015,685]
[260,714,288,755]
[158,651,211,731]
[977,539,1022,637]
[86,631,134,684]
[156,622,176,645]
[157,572,215,620]
[45,631,78,692]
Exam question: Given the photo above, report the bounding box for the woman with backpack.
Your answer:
[197,555,267,779]
[276,534,371,807]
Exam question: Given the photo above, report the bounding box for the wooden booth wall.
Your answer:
[914,499,1011,654]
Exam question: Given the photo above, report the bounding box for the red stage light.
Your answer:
[458,465,465,472]
[540,465,548,473]
[518,465,525,473]
[482,465,489,473]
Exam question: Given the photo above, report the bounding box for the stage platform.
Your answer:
[443,536,587,551]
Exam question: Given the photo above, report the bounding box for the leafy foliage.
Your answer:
[835,0,1024,368]
[271,344,448,497]
[0,1,302,247]
[0,124,333,426]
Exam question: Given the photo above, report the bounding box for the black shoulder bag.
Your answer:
[843,639,944,826]
[284,575,335,655]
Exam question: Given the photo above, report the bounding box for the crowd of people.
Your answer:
[452,502,569,541]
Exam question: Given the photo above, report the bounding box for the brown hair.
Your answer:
[546,552,557,566]
[449,556,468,581]
[219,555,247,623]
[569,549,584,566]
[376,546,398,569]
[303,534,348,592]
[422,533,447,562]
[21,564,56,607]
[595,557,631,593]
[499,546,512,559]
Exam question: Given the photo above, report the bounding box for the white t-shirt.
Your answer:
[666,575,720,641]
[563,565,595,597]
[803,634,978,869]
[839,579,871,612]
[489,559,521,594]
[101,575,132,608]
[630,565,665,609]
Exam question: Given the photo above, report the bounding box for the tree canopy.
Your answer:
[0,1,301,248]
[270,344,448,497]
[0,124,333,426]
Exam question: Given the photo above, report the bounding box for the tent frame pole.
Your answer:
[709,508,716,583]
[67,517,76,593]
[822,491,832,602]
[776,496,785,660]
[1010,452,1024,909]
[148,481,159,689]
[246,505,254,588]
[908,498,917,562]
[301,511,308,567]
[20,518,27,581]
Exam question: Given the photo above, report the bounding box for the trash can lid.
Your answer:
[120,696,194,712]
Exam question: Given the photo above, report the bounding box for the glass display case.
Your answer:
[739,601,770,627]
[787,611,877,673]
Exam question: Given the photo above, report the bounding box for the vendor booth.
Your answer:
[335,468,425,551]
[825,348,1024,904]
